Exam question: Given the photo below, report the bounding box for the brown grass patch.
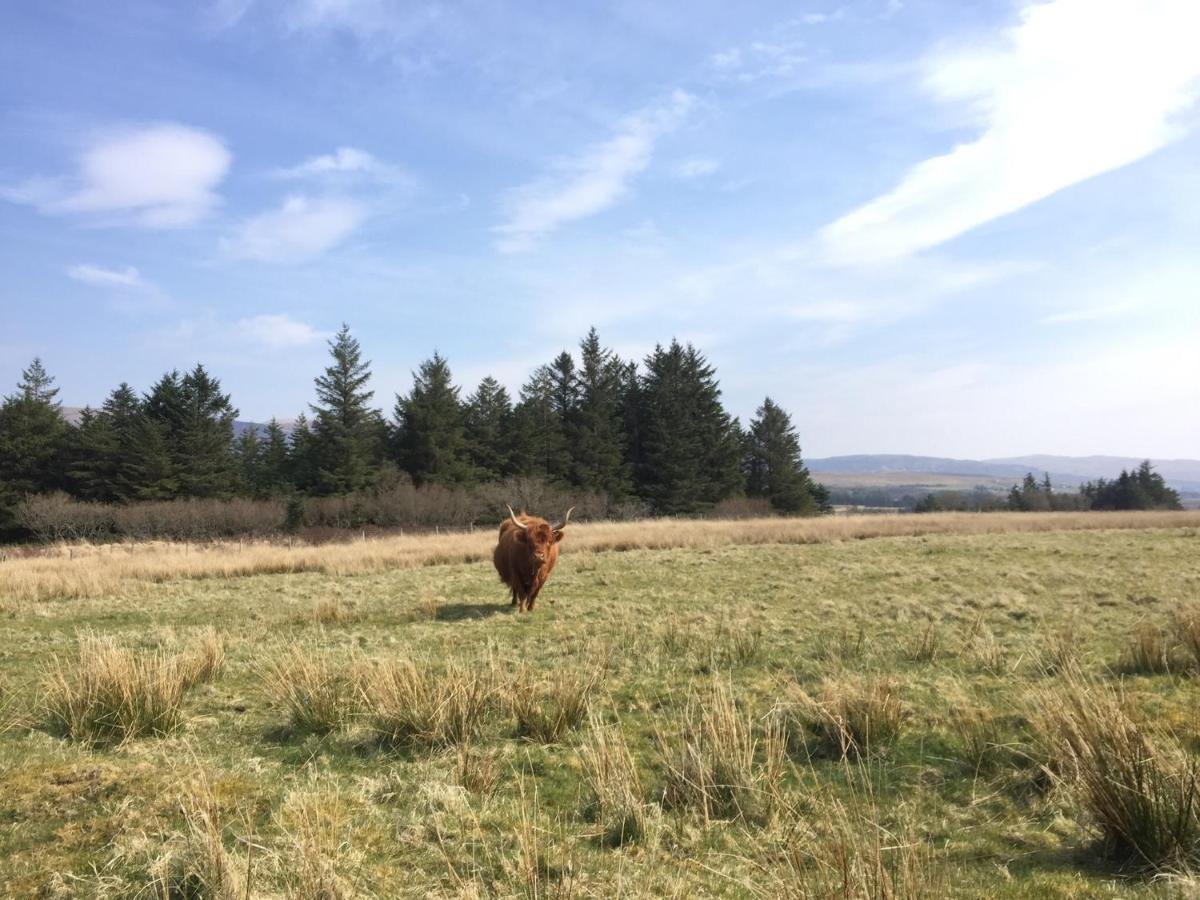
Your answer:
[789,677,906,759]
[510,667,599,744]
[362,657,493,749]
[259,645,362,734]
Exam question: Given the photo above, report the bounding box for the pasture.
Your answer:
[1,512,1199,897]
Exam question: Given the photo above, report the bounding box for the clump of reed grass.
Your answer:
[177,627,226,689]
[1172,606,1200,672]
[659,681,785,824]
[40,633,201,745]
[945,701,1010,774]
[789,676,905,759]
[813,623,869,665]
[454,745,503,798]
[1030,670,1200,870]
[1118,622,1173,675]
[579,713,648,847]
[1034,627,1078,675]
[306,596,361,625]
[148,785,249,900]
[510,667,598,744]
[715,619,766,667]
[905,622,941,664]
[259,645,361,734]
[277,786,359,900]
[363,657,492,749]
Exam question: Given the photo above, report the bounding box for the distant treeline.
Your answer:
[0,326,829,542]
[897,466,1182,514]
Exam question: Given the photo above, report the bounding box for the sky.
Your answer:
[1,0,1198,459]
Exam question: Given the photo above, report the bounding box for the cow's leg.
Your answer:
[527,576,544,611]
[510,586,518,607]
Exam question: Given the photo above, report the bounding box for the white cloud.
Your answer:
[236,314,331,349]
[709,39,808,83]
[819,0,1200,264]
[66,264,147,289]
[1040,302,1136,325]
[673,157,720,179]
[274,146,409,185]
[222,195,366,263]
[494,90,694,252]
[4,124,230,228]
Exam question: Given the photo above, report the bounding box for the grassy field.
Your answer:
[2,513,1199,897]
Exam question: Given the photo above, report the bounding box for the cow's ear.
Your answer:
[552,529,565,543]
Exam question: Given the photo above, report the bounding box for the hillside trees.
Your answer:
[1082,461,1182,511]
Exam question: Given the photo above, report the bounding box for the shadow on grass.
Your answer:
[434,602,512,622]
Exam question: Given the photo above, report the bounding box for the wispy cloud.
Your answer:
[2,123,230,228]
[494,90,695,252]
[273,146,411,186]
[1040,302,1136,325]
[673,157,720,180]
[819,0,1200,264]
[66,263,148,289]
[236,313,331,349]
[221,195,366,263]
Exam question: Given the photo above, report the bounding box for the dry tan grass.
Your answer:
[789,677,906,759]
[1030,669,1200,871]
[578,713,648,847]
[1173,606,1200,672]
[40,633,212,745]
[510,667,599,744]
[362,657,493,749]
[6,510,1198,602]
[1118,621,1174,675]
[148,784,249,900]
[259,645,362,734]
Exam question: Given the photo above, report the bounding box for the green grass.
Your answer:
[2,525,1199,896]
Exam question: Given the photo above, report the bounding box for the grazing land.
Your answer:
[2,513,1199,897]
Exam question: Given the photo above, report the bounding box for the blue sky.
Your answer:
[2,0,1198,458]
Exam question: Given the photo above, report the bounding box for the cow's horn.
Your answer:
[506,504,529,529]
[554,506,575,530]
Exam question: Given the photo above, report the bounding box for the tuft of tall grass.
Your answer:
[40,634,203,745]
[1118,622,1174,675]
[1175,606,1200,672]
[579,713,648,847]
[306,596,361,626]
[148,787,249,900]
[277,786,358,900]
[454,745,503,798]
[362,657,492,749]
[945,700,1010,774]
[905,621,941,664]
[789,676,906,759]
[259,645,362,734]
[1031,670,1200,870]
[177,627,226,689]
[659,681,785,824]
[510,667,598,744]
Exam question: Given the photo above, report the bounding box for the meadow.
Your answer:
[1,512,1199,897]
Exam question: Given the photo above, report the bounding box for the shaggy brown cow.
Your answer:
[493,505,573,612]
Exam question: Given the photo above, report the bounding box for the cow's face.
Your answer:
[516,522,564,565]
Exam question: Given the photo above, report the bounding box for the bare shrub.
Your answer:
[710,496,776,519]
[789,677,905,759]
[363,657,492,749]
[659,681,785,824]
[579,713,648,847]
[17,492,115,542]
[1118,622,1173,675]
[40,634,198,745]
[510,668,598,743]
[260,645,361,734]
[1030,670,1200,870]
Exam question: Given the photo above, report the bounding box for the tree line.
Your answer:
[0,326,829,539]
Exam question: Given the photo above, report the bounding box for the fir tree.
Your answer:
[234,427,264,496]
[636,341,744,514]
[288,413,318,492]
[393,352,472,485]
[260,419,293,496]
[175,365,238,498]
[510,364,570,482]
[309,324,381,495]
[571,328,631,497]
[0,359,70,525]
[65,407,118,501]
[744,397,827,514]
[463,376,514,480]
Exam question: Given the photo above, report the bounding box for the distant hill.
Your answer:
[809,454,1200,492]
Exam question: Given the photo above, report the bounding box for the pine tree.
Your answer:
[235,427,264,496]
[124,414,176,500]
[288,413,318,492]
[309,324,381,495]
[744,397,826,514]
[260,419,293,496]
[174,365,238,498]
[636,341,744,514]
[463,376,514,480]
[392,352,472,485]
[66,407,118,501]
[571,328,631,497]
[0,359,70,526]
[510,364,569,482]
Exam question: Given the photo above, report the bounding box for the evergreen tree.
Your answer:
[124,414,176,500]
[744,397,828,514]
[234,427,264,496]
[636,341,744,514]
[571,328,631,497]
[65,406,118,502]
[288,413,318,492]
[1082,461,1182,510]
[174,365,238,498]
[309,324,381,494]
[392,352,472,485]
[260,419,293,495]
[510,364,570,482]
[0,359,70,527]
[463,376,514,480]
